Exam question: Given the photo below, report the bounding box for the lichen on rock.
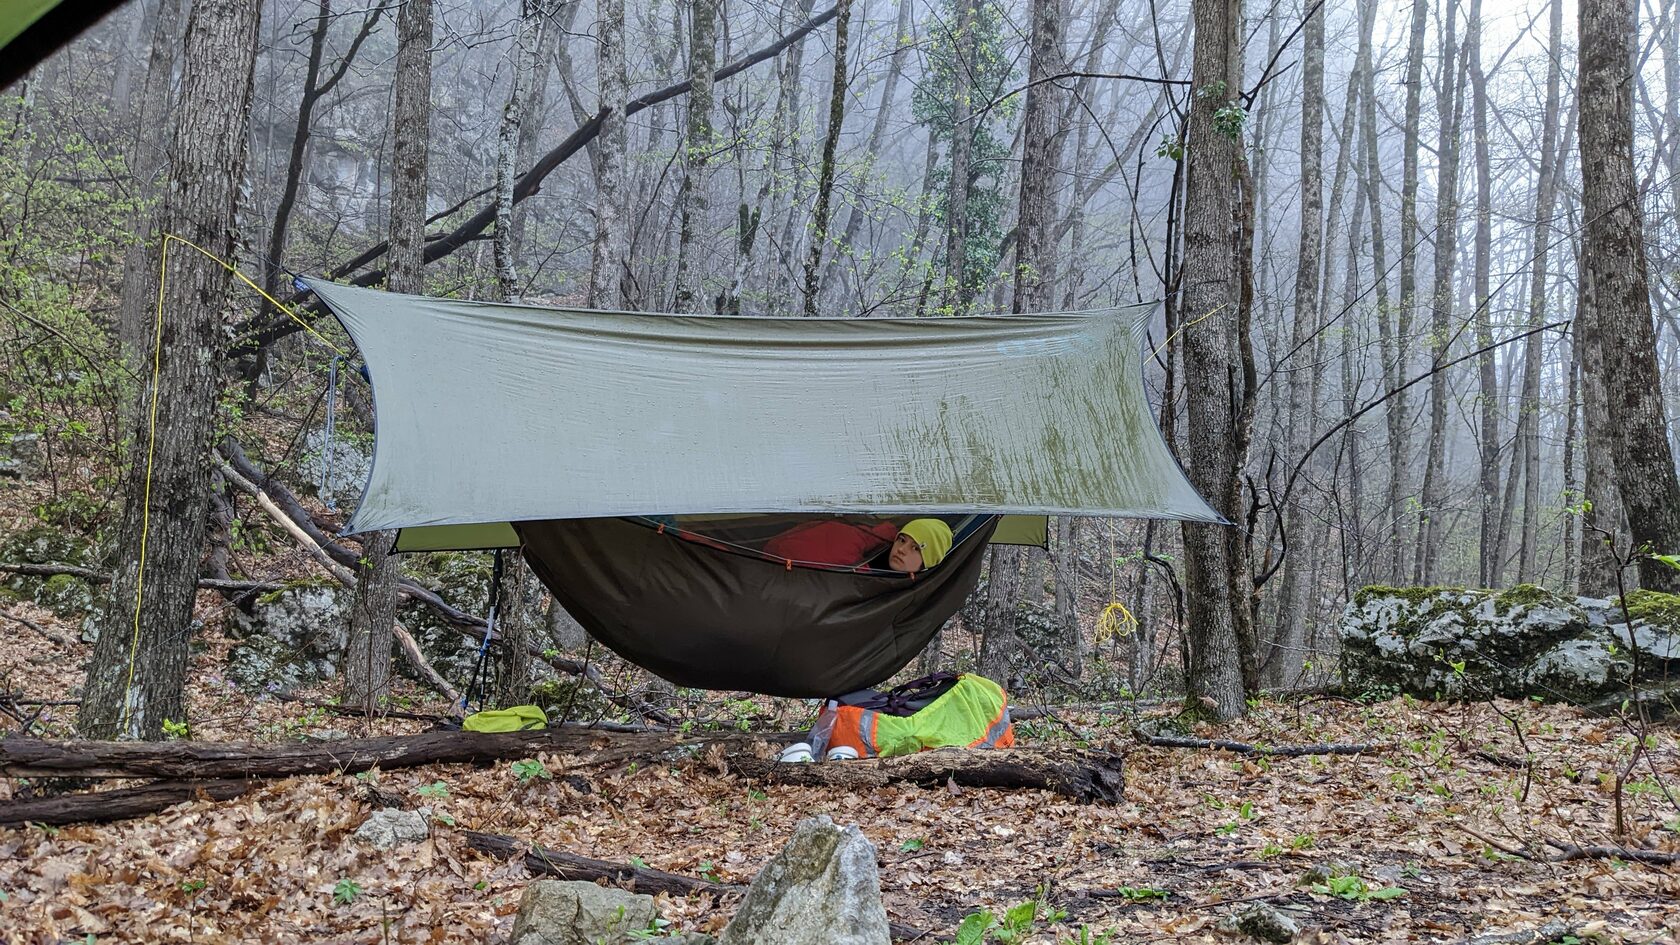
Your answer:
[1337,585,1679,705]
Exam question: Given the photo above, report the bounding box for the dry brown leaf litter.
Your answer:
[1,648,1676,944]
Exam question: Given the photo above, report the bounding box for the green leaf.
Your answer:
[954,911,995,945]
[332,877,362,905]
[899,838,926,853]
[1367,886,1408,900]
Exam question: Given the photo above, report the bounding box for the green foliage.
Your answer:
[956,898,1066,944]
[1307,874,1406,902]
[416,781,450,799]
[0,98,137,505]
[161,719,190,740]
[510,759,551,784]
[909,0,1017,307]
[899,837,926,852]
[332,877,362,905]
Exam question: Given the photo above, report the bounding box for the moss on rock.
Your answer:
[1618,589,1680,629]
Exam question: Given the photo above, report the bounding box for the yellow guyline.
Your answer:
[120,233,345,733]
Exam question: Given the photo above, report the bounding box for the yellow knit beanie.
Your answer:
[900,519,953,568]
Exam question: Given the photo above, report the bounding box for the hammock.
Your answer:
[305,279,1219,695]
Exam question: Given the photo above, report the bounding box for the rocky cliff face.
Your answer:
[1336,584,1680,710]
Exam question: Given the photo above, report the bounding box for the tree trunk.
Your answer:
[1578,0,1680,591]
[977,546,1025,685]
[1413,0,1463,585]
[587,0,631,310]
[1178,0,1254,720]
[940,0,978,314]
[1270,0,1323,688]
[491,553,536,709]
[1469,0,1500,589]
[799,0,853,316]
[78,0,261,740]
[1390,0,1430,580]
[494,1,549,301]
[344,0,431,712]
[672,0,720,311]
[1577,240,1626,596]
[1355,0,1402,585]
[1011,0,1064,313]
[1513,0,1566,584]
[818,0,913,299]
[113,0,184,360]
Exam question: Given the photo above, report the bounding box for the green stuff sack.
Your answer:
[461,704,548,732]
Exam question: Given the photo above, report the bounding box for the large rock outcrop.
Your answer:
[1337,585,1680,706]
[720,816,890,945]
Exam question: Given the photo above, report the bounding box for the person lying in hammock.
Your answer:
[762,517,952,573]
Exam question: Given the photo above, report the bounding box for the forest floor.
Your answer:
[0,598,1676,944]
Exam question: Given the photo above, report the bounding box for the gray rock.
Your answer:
[5,432,42,479]
[300,427,371,511]
[1337,586,1680,703]
[720,816,890,945]
[227,584,347,693]
[353,808,429,849]
[1218,902,1299,943]
[507,880,658,945]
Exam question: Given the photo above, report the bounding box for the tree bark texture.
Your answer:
[1011,0,1064,313]
[977,545,1025,685]
[78,0,261,740]
[587,0,631,310]
[494,0,549,301]
[1388,0,1430,581]
[800,0,853,316]
[1414,0,1464,585]
[1178,0,1254,720]
[1577,0,1680,591]
[344,0,430,711]
[114,0,184,360]
[1514,0,1566,584]
[941,0,978,313]
[1271,0,1324,688]
[672,0,720,311]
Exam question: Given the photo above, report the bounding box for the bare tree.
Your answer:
[588,0,632,310]
[1271,0,1324,687]
[1178,0,1256,719]
[800,0,853,316]
[343,0,431,713]
[79,0,262,739]
[1577,0,1680,592]
[113,0,184,359]
[1413,0,1465,584]
[672,0,720,310]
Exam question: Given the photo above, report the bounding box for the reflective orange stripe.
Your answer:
[969,698,1010,748]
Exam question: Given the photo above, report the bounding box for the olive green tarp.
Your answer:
[304,278,1219,695]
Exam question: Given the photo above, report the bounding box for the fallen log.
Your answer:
[0,779,258,826]
[728,747,1125,804]
[462,829,739,898]
[462,829,930,941]
[0,726,779,781]
[1138,734,1379,757]
[0,727,673,780]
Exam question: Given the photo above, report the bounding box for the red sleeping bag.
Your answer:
[762,520,899,567]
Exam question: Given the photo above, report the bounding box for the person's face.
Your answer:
[889,532,924,573]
